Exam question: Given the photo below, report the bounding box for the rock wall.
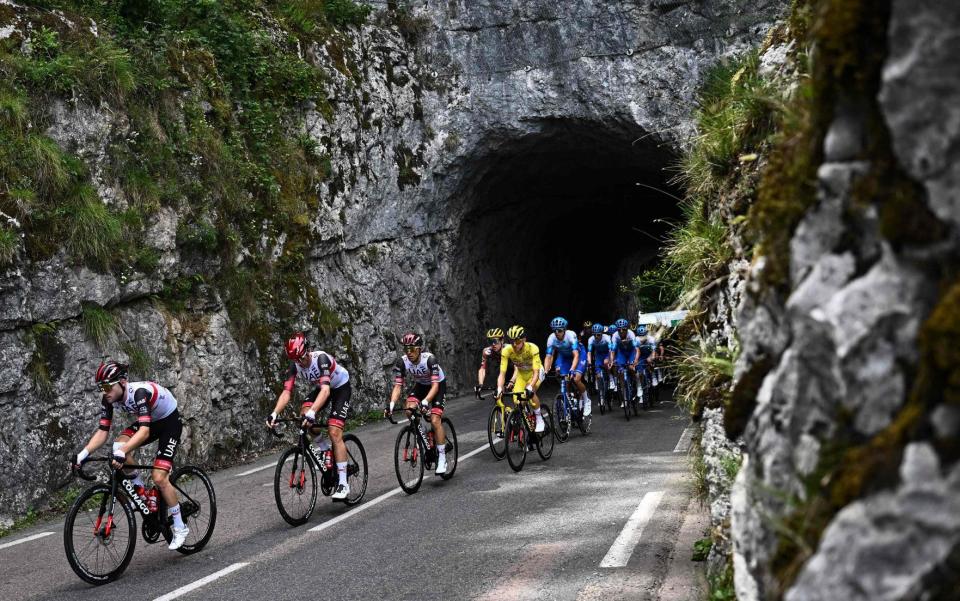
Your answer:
[0,0,785,524]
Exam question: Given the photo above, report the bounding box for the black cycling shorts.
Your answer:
[302,382,352,429]
[406,381,446,416]
[120,409,182,471]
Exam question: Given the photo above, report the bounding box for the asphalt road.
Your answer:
[0,383,696,601]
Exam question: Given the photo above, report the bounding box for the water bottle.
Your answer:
[146,487,158,513]
[323,449,333,470]
[427,430,434,449]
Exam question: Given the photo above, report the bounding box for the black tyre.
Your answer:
[505,412,527,472]
[439,418,459,480]
[64,484,137,585]
[579,411,592,435]
[343,434,368,505]
[395,425,425,494]
[554,396,570,443]
[537,407,555,460]
[487,405,508,460]
[274,447,318,526]
[164,465,216,554]
[620,375,630,422]
[597,379,607,415]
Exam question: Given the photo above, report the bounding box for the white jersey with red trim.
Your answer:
[393,352,445,386]
[283,350,349,390]
[120,382,177,420]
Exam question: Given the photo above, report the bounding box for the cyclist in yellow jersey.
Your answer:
[496,325,546,432]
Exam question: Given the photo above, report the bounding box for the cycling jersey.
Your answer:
[98,381,177,430]
[545,330,579,357]
[557,343,587,376]
[500,342,542,374]
[393,352,445,386]
[283,351,349,391]
[479,345,502,370]
[636,335,658,361]
[611,330,637,354]
[588,334,612,357]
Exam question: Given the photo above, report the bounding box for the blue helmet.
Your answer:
[550,316,568,330]
[615,318,629,329]
[591,323,604,334]
[636,325,648,336]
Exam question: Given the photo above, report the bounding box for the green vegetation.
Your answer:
[692,537,713,562]
[707,559,737,601]
[0,225,17,265]
[672,337,735,417]
[0,484,83,539]
[122,340,153,377]
[81,303,116,349]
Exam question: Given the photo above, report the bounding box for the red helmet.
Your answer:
[286,332,308,360]
[401,332,423,347]
[95,361,127,385]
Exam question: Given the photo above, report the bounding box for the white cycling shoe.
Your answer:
[332,483,350,500]
[168,525,189,550]
[435,455,447,475]
[534,417,546,433]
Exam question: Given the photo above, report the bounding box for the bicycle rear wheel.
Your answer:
[343,434,368,505]
[537,407,555,460]
[395,425,425,494]
[274,447,318,526]
[64,484,137,585]
[554,396,570,443]
[439,418,458,480]
[487,405,508,460]
[165,465,216,554]
[505,412,527,472]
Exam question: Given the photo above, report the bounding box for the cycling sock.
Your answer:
[533,408,542,417]
[168,504,185,529]
[336,462,347,485]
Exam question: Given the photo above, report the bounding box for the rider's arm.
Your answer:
[496,351,509,393]
[477,349,488,387]
[270,364,298,419]
[387,358,405,411]
[423,355,442,403]
[530,346,544,391]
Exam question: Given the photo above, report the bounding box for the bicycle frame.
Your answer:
[387,404,447,463]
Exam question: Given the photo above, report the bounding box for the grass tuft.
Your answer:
[60,183,122,267]
[81,302,115,349]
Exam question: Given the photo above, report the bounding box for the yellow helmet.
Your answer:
[506,325,526,341]
[485,327,504,339]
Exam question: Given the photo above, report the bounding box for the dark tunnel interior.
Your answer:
[451,120,683,355]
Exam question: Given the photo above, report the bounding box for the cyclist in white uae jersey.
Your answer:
[71,361,190,550]
[267,332,353,501]
[385,332,449,475]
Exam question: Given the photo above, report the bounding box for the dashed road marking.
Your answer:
[673,427,694,453]
[600,491,665,568]
[152,562,248,601]
[0,531,54,550]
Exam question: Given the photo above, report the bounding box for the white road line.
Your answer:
[673,427,694,453]
[309,442,490,534]
[235,463,276,477]
[600,491,665,568]
[152,562,248,601]
[0,531,54,550]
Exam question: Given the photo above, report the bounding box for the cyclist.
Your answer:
[587,323,613,389]
[475,328,514,398]
[609,318,640,407]
[542,316,591,416]
[635,325,658,397]
[72,361,189,550]
[266,332,353,501]
[496,325,546,432]
[386,332,449,475]
[578,321,594,344]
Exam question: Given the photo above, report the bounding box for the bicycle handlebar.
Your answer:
[386,402,429,425]
[73,456,157,481]
[267,416,328,438]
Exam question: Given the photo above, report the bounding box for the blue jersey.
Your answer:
[545,330,579,357]
[588,334,611,356]
[635,335,657,360]
[611,330,637,355]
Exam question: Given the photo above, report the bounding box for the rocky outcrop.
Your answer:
[0,0,785,523]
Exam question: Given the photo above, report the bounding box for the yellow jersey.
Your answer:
[500,342,542,374]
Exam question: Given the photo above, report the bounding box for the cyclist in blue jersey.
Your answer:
[635,325,658,398]
[587,323,612,384]
[542,316,591,416]
[609,318,640,407]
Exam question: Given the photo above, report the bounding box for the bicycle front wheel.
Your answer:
[487,405,508,460]
[554,396,570,443]
[343,434,368,505]
[163,465,217,554]
[395,425,425,494]
[64,484,137,585]
[505,412,527,472]
[439,418,459,480]
[274,447,318,526]
[620,375,630,421]
[537,407,555,460]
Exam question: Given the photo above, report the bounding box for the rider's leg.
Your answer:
[326,383,352,491]
[114,431,143,486]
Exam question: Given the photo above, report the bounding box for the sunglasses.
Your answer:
[488,338,502,344]
[403,345,420,352]
[554,328,564,334]
[98,382,116,393]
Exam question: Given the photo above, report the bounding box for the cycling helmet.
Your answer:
[506,325,526,340]
[401,332,423,347]
[636,325,648,336]
[582,320,593,328]
[485,327,504,339]
[591,323,604,334]
[95,361,127,385]
[615,318,629,329]
[550,316,568,330]
[286,332,308,360]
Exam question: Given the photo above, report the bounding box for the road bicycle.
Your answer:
[591,363,613,415]
[554,374,591,442]
[64,456,216,585]
[387,403,459,493]
[503,390,555,472]
[487,393,512,460]
[612,364,638,420]
[269,417,368,525]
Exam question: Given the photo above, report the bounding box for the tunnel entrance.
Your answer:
[448,119,681,374]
